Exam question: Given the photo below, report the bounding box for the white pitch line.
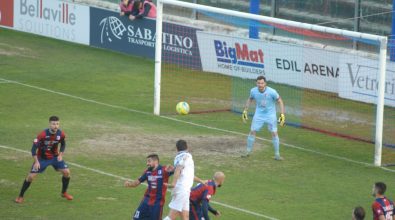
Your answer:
[0,144,277,220]
[1,77,394,174]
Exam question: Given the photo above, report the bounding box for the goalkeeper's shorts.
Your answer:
[251,116,277,132]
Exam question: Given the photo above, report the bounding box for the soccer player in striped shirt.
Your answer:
[372,182,395,220]
[189,172,225,220]
[15,116,73,203]
[125,154,174,220]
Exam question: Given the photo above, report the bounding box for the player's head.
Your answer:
[133,0,143,9]
[352,206,365,220]
[176,139,188,152]
[256,75,267,92]
[146,154,159,171]
[48,116,60,133]
[213,171,225,187]
[372,182,386,197]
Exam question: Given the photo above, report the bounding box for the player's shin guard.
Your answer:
[19,179,31,197]
[61,176,70,193]
[272,136,280,158]
[246,135,255,154]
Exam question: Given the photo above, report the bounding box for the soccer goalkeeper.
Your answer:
[242,76,285,160]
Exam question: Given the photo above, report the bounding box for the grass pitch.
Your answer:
[1,28,395,219]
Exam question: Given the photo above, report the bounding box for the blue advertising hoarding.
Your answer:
[90,6,202,70]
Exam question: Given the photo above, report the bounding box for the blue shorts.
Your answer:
[251,116,277,133]
[133,201,163,220]
[30,158,68,173]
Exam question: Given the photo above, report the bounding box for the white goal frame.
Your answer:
[153,0,388,167]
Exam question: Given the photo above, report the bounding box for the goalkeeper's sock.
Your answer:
[246,135,255,154]
[273,136,280,157]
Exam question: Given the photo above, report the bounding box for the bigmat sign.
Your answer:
[0,0,14,28]
[339,55,395,107]
[197,32,340,93]
[13,0,90,45]
[90,7,202,69]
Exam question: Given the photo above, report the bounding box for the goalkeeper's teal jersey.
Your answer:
[250,86,279,119]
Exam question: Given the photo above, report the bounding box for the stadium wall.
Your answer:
[1,0,394,107]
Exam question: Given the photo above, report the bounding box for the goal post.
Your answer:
[154,0,389,166]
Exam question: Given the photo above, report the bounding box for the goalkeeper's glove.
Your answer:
[278,113,285,126]
[242,109,248,123]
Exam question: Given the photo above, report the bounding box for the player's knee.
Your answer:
[26,173,36,182]
[62,169,70,177]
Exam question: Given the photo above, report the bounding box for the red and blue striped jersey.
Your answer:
[32,129,66,160]
[190,180,216,203]
[138,165,172,206]
[372,197,394,220]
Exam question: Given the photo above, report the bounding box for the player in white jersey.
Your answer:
[242,76,285,160]
[163,140,204,220]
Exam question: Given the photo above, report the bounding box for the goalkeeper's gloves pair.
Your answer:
[242,110,286,127]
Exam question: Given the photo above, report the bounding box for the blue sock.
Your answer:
[246,135,255,153]
[273,136,280,157]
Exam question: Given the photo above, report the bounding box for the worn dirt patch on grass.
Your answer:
[0,43,36,58]
[73,133,265,159]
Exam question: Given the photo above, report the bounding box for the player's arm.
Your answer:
[202,199,220,219]
[124,179,141,188]
[242,97,253,123]
[165,165,175,176]
[57,134,66,161]
[166,164,182,188]
[277,97,285,126]
[125,170,147,188]
[208,203,220,217]
[31,135,42,171]
[194,176,207,185]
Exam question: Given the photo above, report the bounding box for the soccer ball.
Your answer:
[176,102,190,115]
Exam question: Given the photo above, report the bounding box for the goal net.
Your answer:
[155,0,393,166]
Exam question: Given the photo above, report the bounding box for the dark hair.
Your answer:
[375,182,387,195]
[133,0,142,8]
[176,139,188,152]
[147,154,159,162]
[256,75,266,82]
[49,116,59,122]
[353,206,365,220]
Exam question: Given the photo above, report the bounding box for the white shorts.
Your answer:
[168,189,190,212]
